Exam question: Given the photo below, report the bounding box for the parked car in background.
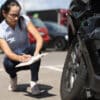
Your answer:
[28,18,50,50]
[44,21,68,51]
[59,9,68,26]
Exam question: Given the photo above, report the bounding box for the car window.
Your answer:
[45,22,67,33]
[31,18,46,27]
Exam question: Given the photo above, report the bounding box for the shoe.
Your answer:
[30,81,40,95]
[8,77,17,91]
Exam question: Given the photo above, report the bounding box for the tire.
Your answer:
[53,37,67,51]
[60,42,87,100]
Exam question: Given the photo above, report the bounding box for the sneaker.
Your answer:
[8,77,17,91]
[30,81,40,95]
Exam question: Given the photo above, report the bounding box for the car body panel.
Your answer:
[44,21,68,40]
[28,18,50,44]
[44,21,68,50]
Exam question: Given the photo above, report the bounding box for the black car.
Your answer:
[44,21,68,51]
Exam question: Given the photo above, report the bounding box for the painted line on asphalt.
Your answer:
[0,68,4,71]
[41,65,63,72]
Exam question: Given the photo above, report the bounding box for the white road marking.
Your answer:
[0,68,4,71]
[41,65,63,72]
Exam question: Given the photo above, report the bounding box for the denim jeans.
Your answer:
[3,45,41,82]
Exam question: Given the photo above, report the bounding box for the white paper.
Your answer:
[16,53,48,67]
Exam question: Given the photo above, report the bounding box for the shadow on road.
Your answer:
[14,83,29,92]
[14,83,56,99]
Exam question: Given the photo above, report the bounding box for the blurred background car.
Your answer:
[44,21,68,51]
[28,17,50,50]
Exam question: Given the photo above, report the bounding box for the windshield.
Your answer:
[45,22,67,33]
[31,18,46,27]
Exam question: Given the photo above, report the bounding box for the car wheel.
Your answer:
[53,37,67,51]
[60,42,87,100]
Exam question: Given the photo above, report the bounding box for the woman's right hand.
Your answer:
[18,54,32,62]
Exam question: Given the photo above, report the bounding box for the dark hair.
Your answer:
[0,0,21,23]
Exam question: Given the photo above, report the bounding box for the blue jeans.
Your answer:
[3,45,41,82]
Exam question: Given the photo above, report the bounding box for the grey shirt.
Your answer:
[0,15,31,54]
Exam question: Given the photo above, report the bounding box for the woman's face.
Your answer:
[3,6,20,28]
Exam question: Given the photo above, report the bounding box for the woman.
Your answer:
[0,0,43,95]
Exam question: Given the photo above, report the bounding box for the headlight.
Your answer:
[65,35,68,40]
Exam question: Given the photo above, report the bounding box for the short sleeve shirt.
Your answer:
[0,15,31,54]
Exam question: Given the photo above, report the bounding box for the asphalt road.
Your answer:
[0,51,67,100]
